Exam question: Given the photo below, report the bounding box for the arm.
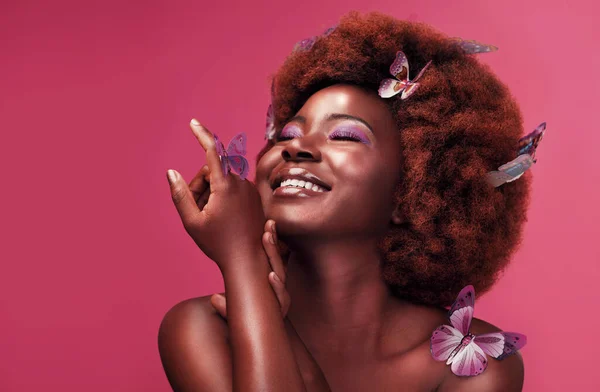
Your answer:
[221,247,308,392]
[158,255,310,392]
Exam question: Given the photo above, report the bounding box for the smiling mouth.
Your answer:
[272,179,330,197]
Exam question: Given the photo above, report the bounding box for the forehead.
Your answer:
[296,84,396,134]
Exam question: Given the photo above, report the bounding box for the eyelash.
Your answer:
[277,129,365,142]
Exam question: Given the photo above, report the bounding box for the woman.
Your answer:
[159,11,529,391]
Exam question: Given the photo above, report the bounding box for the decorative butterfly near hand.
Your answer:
[213,133,249,180]
[486,122,546,187]
[451,37,498,54]
[378,51,432,99]
[430,285,527,377]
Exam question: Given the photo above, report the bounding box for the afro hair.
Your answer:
[256,11,531,307]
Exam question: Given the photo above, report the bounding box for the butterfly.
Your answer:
[378,51,432,99]
[430,285,527,377]
[486,122,546,187]
[451,37,498,54]
[265,104,276,141]
[213,132,249,180]
[293,37,316,52]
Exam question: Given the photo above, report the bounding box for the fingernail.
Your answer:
[167,169,179,184]
[272,272,281,283]
[271,222,276,234]
[191,118,200,126]
[268,233,276,244]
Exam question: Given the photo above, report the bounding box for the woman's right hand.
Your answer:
[166,119,268,271]
[211,219,290,319]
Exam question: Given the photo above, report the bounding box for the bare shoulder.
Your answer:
[438,317,525,392]
[158,294,231,392]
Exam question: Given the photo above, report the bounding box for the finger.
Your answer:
[189,119,226,189]
[263,230,286,284]
[189,165,211,203]
[269,272,291,317]
[167,169,201,227]
[210,293,227,319]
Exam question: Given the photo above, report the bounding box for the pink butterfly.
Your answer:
[450,37,498,54]
[293,37,316,52]
[213,133,249,180]
[430,285,527,377]
[486,122,546,187]
[265,104,276,141]
[378,51,432,99]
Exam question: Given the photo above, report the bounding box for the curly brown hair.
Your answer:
[255,11,531,307]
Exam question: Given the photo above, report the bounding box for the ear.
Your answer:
[391,204,405,225]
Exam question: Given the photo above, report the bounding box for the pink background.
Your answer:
[1,0,598,390]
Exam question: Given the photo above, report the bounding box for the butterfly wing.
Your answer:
[323,25,337,36]
[265,104,276,140]
[450,342,489,377]
[486,154,535,187]
[411,60,432,83]
[518,122,546,159]
[451,37,498,54]
[390,51,409,80]
[497,332,527,360]
[378,78,408,98]
[473,332,505,357]
[400,82,421,100]
[226,155,249,180]
[430,324,464,361]
[294,37,316,52]
[448,285,475,336]
[227,133,247,156]
[213,134,229,177]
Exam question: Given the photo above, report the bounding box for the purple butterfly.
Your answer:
[293,37,316,52]
[213,132,249,180]
[451,37,498,54]
[322,25,337,36]
[430,285,527,377]
[486,122,546,187]
[265,104,276,141]
[378,51,432,99]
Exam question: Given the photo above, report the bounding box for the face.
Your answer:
[256,84,403,240]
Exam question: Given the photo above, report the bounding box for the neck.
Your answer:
[284,236,409,354]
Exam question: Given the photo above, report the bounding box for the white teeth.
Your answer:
[278,178,327,192]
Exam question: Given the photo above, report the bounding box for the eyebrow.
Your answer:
[287,113,374,133]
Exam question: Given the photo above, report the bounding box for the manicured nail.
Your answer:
[191,118,200,126]
[268,233,276,244]
[167,169,178,184]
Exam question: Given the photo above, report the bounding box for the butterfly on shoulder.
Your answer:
[213,133,249,180]
[378,51,432,99]
[486,122,546,187]
[430,285,527,377]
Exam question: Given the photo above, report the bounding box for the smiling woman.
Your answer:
[159,10,529,392]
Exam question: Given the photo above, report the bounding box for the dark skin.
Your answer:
[160,84,525,391]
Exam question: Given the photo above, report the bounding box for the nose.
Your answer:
[281,135,322,162]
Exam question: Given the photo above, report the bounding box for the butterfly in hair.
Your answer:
[486,122,546,187]
[430,285,527,377]
[451,37,498,54]
[378,51,432,99]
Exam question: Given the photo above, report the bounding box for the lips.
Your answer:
[271,167,332,191]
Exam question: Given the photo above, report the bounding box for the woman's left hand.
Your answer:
[211,219,290,319]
